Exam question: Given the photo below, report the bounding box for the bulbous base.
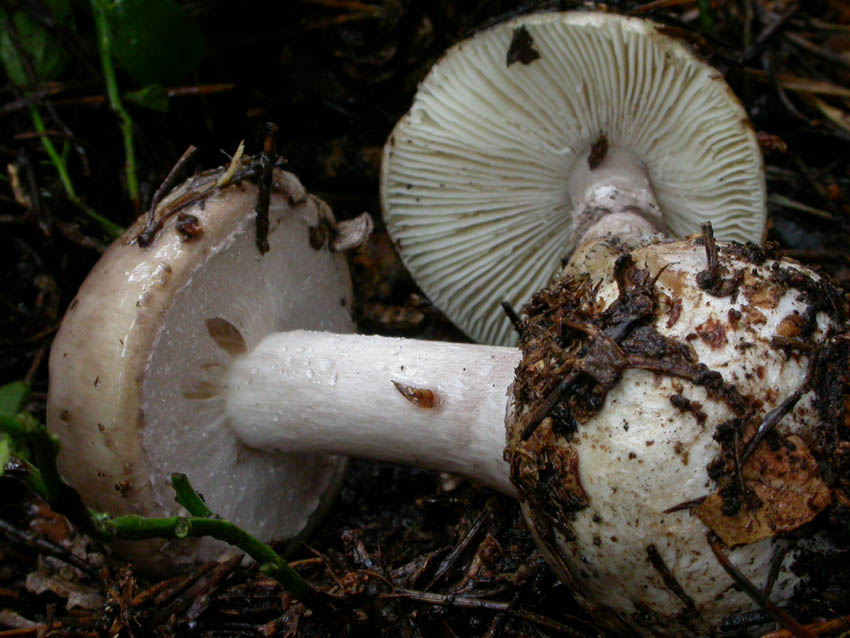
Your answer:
[505,235,849,636]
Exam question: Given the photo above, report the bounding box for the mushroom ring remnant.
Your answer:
[381,11,767,346]
[46,165,354,572]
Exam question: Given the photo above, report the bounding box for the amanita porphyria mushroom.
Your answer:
[48,175,849,635]
[381,11,767,346]
[223,228,848,636]
[46,13,849,638]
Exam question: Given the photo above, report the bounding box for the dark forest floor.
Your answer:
[2,1,850,636]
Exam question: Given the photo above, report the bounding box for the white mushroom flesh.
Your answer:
[226,331,519,497]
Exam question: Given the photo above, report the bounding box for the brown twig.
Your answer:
[646,544,698,617]
[663,496,706,514]
[500,301,524,336]
[5,21,89,175]
[708,535,815,638]
[0,84,61,117]
[0,518,100,578]
[384,588,596,637]
[424,507,489,590]
[254,123,278,255]
[518,372,579,441]
[137,145,199,247]
[46,83,237,108]
[783,31,850,70]
[628,0,698,15]
[740,389,805,464]
[764,48,810,123]
[740,4,799,62]
[0,622,63,637]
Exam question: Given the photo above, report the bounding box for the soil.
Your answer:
[2,1,850,636]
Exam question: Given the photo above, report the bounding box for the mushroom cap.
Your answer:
[381,11,766,346]
[506,237,842,636]
[47,167,353,572]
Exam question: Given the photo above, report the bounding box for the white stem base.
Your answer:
[226,331,520,496]
[567,145,664,250]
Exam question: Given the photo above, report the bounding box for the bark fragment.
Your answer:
[696,435,831,546]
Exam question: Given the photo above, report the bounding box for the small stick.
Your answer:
[23,344,48,385]
[740,390,804,463]
[519,373,578,441]
[708,535,815,638]
[29,106,122,238]
[731,425,748,510]
[137,146,199,247]
[764,49,810,123]
[763,541,793,599]
[500,301,524,335]
[130,573,193,607]
[741,352,814,465]
[697,222,720,290]
[0,518,99,578]
[47,83,236,108]
[215,141,245,188]
[424,507,489,590]
[663,496,706,514]
[629,0,697,15]
[740,4,800,62]
[254,123,278,255]
[646,544,698,617]
[384,588,592,637]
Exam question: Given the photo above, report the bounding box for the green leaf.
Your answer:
[125,83,169,112]
[0,435,12,476]
[0,381,30,419]
[0,8,71,85]
[0,425,34,470]
[107,0,204,86]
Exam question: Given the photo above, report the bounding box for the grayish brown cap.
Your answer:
[47,166,353,572]
[381,11,766,346]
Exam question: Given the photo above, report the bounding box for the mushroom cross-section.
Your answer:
[381,11,766,346]
[46,166,354,572]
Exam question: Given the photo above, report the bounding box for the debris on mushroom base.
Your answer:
[505,232,849,637]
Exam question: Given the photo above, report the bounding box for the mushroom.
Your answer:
[48,165,846,634]
[505,233,846,636]
[223,231,846,637]
[381,11,767,346]
[46,165,355,572]
[46,16,845,636]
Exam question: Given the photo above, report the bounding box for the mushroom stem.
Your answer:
[225,331,520,497]
[567,145,665,250]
